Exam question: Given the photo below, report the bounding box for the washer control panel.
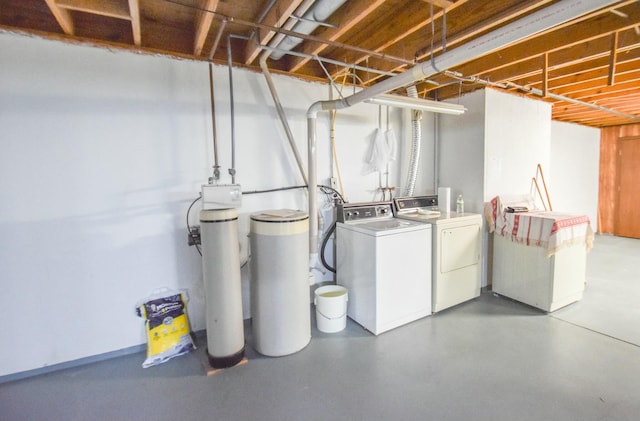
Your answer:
[394,195,438,213]
[337,202,394,223]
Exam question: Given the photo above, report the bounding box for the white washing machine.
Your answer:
[335,202,432,335]
[394,196,482,313]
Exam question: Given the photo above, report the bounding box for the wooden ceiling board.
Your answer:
[72,10,133,44]
[0,0,65,34]
[351,0,554,86]
[55,0,132,20]
[447,3,640,79]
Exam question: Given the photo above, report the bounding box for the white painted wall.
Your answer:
[484,88,552,204]
[438,89,486,213]
[0,32,403,377]
[550,121,600,231]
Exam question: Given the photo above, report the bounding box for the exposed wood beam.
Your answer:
[542,52,548,97]
[446,30,640,92]
[128,0,141,46]
[564,82,640,103]
[44,0,74,35]
[421,0,454,8]
[426,5,640,100]
[429,28,640,100]
[194,0,219,56]
[350,0,551,86]
[325,0,466,82]
[244,0,303,65]
[550,60,640,94]
[56,0,130,20]
[608,31,619,86]
[448,2,640,81]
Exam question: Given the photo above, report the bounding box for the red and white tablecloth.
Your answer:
[484,196,594,256]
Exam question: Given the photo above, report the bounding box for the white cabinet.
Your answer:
[492,234,586,312]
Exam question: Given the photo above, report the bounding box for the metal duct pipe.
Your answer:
[269,0,347,60]
[403,85,423,197]
[306,0,618,255]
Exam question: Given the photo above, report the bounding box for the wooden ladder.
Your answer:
[532,164,553,211]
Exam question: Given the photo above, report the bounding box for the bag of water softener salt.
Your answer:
[136,288,196,368]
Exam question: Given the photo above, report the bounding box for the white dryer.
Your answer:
[394,196,482,313]
[336,202,432,335]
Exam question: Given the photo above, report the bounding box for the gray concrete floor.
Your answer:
[1,234,639,421]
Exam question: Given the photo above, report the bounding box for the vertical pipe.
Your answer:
[227,35,236,184]
[208,63,220,182]
[307,109,319,255]
[433,112,439,192]
[207,18,227,60]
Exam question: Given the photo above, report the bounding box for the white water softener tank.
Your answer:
[250,210,310,356]
[200,208,245,368]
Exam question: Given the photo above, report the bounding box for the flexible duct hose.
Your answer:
[403,85,423,197]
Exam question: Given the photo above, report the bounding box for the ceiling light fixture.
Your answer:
[365,94,466,115]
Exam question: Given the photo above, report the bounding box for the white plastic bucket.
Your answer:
[314,285,348,333]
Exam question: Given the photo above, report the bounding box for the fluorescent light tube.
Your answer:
[365,94,466,115]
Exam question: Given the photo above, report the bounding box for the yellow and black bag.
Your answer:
[136,289,196,368]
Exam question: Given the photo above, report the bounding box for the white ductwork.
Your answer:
[403,85,423,197]
[269,0,347,60]
[307,0,619,256]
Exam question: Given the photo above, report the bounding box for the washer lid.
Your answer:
[250,209,308,223]
[338,217,429,236]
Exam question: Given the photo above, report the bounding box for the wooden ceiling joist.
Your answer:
[608,31,619,85]
[44,0,74,34]
[542,52,549,97]
[420,0,454,8]
[56,0,131,20]
[194,0,218,56]
[128,0,140,46]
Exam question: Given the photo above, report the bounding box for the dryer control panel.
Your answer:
[337,202,393,223]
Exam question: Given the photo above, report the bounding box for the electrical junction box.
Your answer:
[201,184,242,209]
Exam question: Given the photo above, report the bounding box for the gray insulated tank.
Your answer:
[250,210,310,357]
[200,208,245,368]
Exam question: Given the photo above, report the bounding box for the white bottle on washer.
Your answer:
[456,195,464,214]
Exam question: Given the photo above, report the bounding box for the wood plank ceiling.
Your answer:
[1,0,640,128]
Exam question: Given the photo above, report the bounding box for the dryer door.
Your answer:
[440,224,480,273]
